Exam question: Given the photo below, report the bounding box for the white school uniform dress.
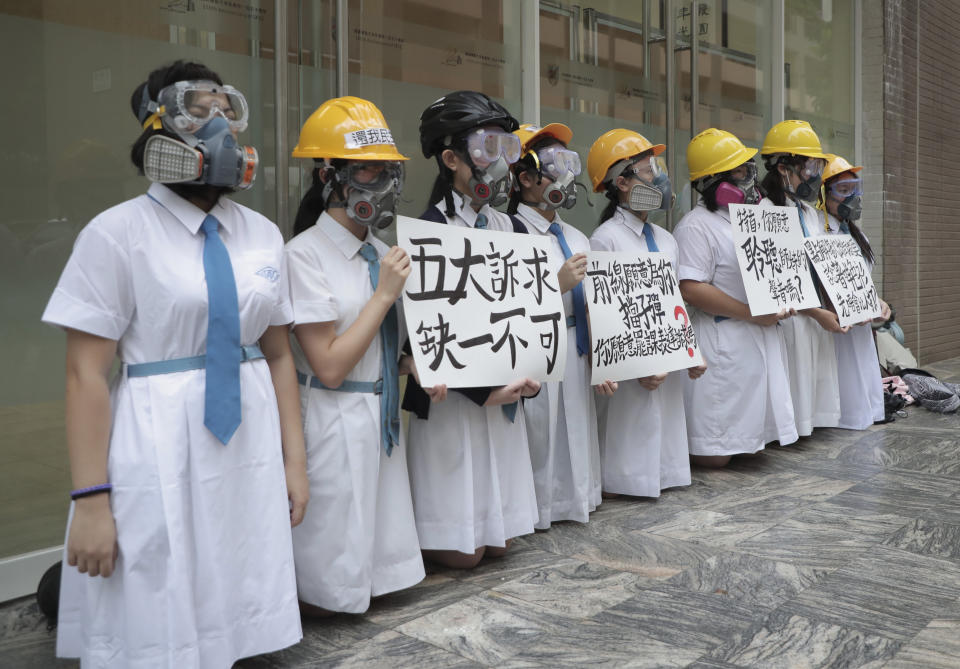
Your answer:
[285,212,424,613]
[514,204,601,527]
[674,203,799,456]
[406,192,539,553]
[43,183,301,669]
[777,198,841,435]
[821,210,885,429]
[589,208,692,495]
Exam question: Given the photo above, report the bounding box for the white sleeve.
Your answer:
[674,222,716,283]
[41,222,135,340]
[270,249,295,326]
[589,229,615,252]
[285,242,338,325]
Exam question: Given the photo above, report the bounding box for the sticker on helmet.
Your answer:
[344,128,396,149]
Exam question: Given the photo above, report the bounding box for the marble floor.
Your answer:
[3,358,960,668]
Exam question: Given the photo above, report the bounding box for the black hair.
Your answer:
[696,178,724,213]
[129,61,224,173]
[846,220,875,265]
[759,154,805,206]
[292,159,347,236]
[506,137,562,215]
[596,149,652,225]
[426,135,469,217]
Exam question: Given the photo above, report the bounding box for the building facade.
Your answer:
[0,0,955,600]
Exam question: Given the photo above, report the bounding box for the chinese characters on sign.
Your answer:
[583,251,703,385]
[803,235,882,327]
[728,204,821,315]
[397,216,567,388]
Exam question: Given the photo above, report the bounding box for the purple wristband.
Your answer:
[70,483,113,500]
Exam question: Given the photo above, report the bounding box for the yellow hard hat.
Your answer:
[760,120,829,159]
[514,122,573,151]
[822,153,863,182]
[686,128,757,182]
[587,129,666,192]
[292,96,409,161]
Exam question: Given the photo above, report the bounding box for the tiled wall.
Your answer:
[881,0,960,364]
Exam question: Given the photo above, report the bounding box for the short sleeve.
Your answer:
[285,241,338,325]
[589,229,615,252]
[270,250,295,326]
[674,220,716,284]
[41,222,134,340]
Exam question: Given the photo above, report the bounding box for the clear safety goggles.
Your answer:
[531,145,582,179]
[624,154,668,184]
[797,156,826,179]
[146,80,249,134]
[728,159,757,186]
[337,160,404,192]
[465,128,522,168]
[826,176,862,198]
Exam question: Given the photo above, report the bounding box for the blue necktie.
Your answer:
[470,211,515,420]
[201,214,242,445]
[641,221,660,252]
[359,243,400,456]
[795,201,811,238]
[548,222,588,357]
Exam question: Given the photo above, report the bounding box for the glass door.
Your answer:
[670,0,776,219]
[539,0,668,235]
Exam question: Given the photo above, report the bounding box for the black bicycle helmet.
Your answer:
[419,90,519,158]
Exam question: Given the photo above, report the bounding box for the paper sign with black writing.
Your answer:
[728,203,821,315]
[803,234,881,327]
[583,251,703,384]
[397,216,567,388]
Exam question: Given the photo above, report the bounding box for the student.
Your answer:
[507,122,610,526]
[674,128,799,467]
[42,61,307,668]
[818,153,891,429]
[587,129,704,494]
[760,120,842,436]
[285,97,430,614]
[404,90,540,568]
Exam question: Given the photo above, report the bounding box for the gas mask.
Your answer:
[784,156,825,203]
[714,160,761,207]
[526,144,581,210]
[826,176,863,222]
[541,171,578,210]
[139,80,259,190]
[326,161,404,229]
[460,127,521,208]
[620,156,674,212]
[837,195,862,222]
[467,155,514,208]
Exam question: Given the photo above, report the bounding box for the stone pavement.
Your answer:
[3,357,960,668]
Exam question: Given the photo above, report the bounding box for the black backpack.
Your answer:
[36,560,62,630]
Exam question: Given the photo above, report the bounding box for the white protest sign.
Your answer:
[803,234,882,327]
[728,203,821,315]
[397,216,568,388]
[584,251,703,384]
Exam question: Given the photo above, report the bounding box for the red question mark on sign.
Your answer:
[674,305,695,357]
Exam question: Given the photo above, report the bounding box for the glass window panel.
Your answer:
[539,0,668,235]
[344,0,524,244]
[785,0,856,161]
[0,0,281,559]
[674,0,773,216]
